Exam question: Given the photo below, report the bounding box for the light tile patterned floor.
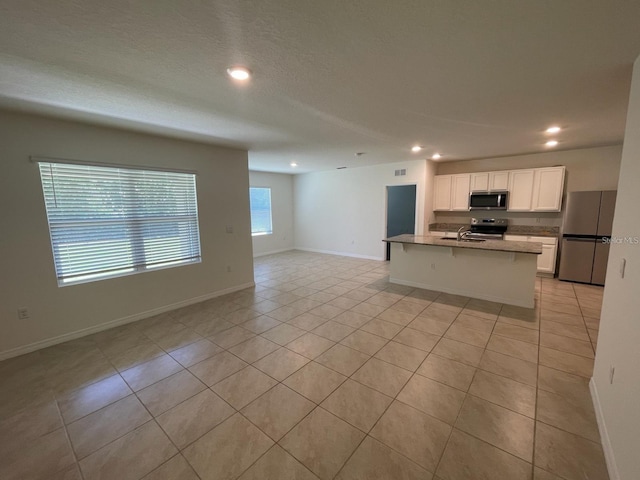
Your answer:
[0,251,609,479]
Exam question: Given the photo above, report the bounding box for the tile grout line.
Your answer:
[1,254,606,480]
[532,277,545,478]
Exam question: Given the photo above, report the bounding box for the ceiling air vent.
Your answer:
[394,169,407,176]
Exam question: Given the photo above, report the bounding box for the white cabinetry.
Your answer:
[490,171,509,190]
[470,173,489,192]
[537,244,558,274]
[451,174,471,210]
[434,175,452,211]
[507,170,535,211]
[434,174,470,211]
[505,235,558,275]
[532,167,565,211]
[470,171,509,192]
[434,166,564,213]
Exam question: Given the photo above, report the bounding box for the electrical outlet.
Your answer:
[431,263,436,270]
[225,225,233,234]
[17,307,30,320]
[226,265,231,273]
[609,365,616,384]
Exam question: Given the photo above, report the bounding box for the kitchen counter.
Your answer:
[384,235,539,308]
[384,234,542,254]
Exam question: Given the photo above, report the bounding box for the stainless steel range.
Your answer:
[463,218,508,240]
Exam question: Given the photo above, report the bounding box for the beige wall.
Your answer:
[249,171,294,256]
[591,57,640,480]
[0,111,254,358]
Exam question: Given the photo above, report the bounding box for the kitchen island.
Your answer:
[384,234,542,308]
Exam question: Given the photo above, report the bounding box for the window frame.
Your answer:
[35,157,202,287]
[249,186,274,236]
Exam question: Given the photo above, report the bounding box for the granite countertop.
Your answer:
[384,234,543,254]
[428,223,559,238]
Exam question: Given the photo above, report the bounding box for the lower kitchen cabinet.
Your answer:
[505,235,558,275]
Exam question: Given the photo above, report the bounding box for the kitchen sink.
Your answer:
[439,237,486,242]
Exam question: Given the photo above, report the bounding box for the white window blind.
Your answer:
[249,187,273,235]
[38,161,201,286]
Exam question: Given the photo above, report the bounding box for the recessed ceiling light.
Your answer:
[545,140,559,147]
[290,162,298,167]
[431,153,441,160]
[411,146,422,152]
[226,66,251,80]
[545,126,561,134]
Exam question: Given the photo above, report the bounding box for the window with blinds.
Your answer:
[249,187,273,236]
[38,161,201,286]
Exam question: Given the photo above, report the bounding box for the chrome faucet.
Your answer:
[457,225,471,241]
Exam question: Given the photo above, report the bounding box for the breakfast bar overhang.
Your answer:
[384,235,543,308]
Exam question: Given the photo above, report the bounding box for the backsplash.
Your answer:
[429,222,560,237]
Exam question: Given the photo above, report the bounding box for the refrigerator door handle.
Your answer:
[564,237,597,242]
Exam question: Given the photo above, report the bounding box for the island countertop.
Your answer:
[383,234,542,255]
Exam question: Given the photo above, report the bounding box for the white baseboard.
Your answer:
[590,378,619,480]
[295,247,384,261]
[389,277,534,308]
[253,247,294,258]
[0,281,255,361]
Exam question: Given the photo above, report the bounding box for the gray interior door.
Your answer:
[559,237,596,283]
[591,242,610,285]
[563,191,601,235]
[597,191,617,236]
[386,185,416,260]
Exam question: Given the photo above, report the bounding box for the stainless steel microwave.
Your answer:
[469,191,508,210]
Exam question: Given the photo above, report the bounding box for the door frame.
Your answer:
[383,182,419,260]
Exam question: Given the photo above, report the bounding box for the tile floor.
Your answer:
[0,251,609,480]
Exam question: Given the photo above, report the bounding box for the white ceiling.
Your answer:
[1,1,639,173]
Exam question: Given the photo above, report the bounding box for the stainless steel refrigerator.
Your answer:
[559,191,616,285]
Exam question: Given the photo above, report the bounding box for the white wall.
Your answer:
[249,171,294,256]
[294,160,430,260]
[591,57,640,480]
[0,111,254,359]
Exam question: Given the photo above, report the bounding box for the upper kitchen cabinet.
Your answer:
[490,171,509,190]
[507,169,535,211]
[433,174,471,211]
[451,174,471,210]
[433,166,565,212]
[531,167,566,211]
[470,171,509,192]
[433,175,453,211]
[470,172,489,191]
